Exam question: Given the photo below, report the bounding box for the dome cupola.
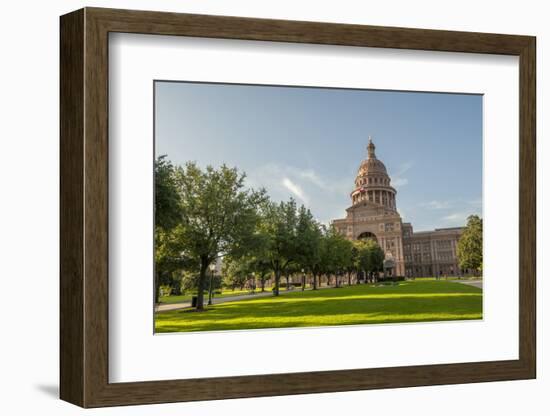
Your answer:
[350,136,397,210]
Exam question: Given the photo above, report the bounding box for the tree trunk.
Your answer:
[347,271,352,286]
[285,274,290,290]
[313,273,318,290]
[196,257,208,311]
[274,270,281,296]
[154,271,161,304]
[207,270,214,305]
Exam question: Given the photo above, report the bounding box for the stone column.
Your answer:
[396,236,401,258]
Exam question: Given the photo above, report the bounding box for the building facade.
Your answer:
[332,137,464,278]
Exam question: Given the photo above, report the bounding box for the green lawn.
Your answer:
[155,279,482,333]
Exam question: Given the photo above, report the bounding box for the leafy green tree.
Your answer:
[155,156,181,231]
[154,225,195,302]
[154,156,184,303]
[328,230,354,287]
[354,240,369,281]
[366,239,384,281]
[180,269,200,293]
[260,199,301,296]
[222,257,250,290]
[345,242,360,285]
[174,162,267,310]
[245,231,273,292]
[282,263,301,290]
[295,205,322,290]
[319,226,337,286]
[251,259,272,292]
[355,239,384,282]
[457,215,483,275]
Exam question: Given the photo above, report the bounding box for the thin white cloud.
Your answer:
[441,212,468,226]
[468,198,483,207]
[443,213,462,221]
[421,200,451,210]
[391,161,414,189]
[282,177,309,205]
[398,161,414,172]
[296,169,326,189]
[244,163,352,223]
[294,167,350,196]
[392,178,409,188]
[249,163,349,196]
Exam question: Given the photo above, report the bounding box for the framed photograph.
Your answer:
[60,7,536,408]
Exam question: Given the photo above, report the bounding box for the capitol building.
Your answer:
[332,137,465,279]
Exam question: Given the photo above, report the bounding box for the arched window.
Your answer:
[357,231,378,243]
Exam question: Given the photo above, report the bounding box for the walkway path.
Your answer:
[155,285,336,313]
[156,288,293,312]
[456,280,483,289]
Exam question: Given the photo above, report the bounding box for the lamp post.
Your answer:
[301,268,305,291]
[208,263,216,306]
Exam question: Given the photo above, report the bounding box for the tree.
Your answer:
[251,259,272,292]
[345,242,360,285]
[319,226,339,287]
[259,199,303,296]
[281,263,299,290]
[457,215,483,275]
[245,231,273,292]
[174,162,267,310]
[154,225,195,303]
[154,157,185,303]
[155,156,181,230]
[328,230,354,287]
[295,205,322,290]
[355,239,384,283]
[365,239,384,281]
[180,269,200,293]
[222,257,250,290]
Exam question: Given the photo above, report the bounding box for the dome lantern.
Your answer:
[367,135,376,159]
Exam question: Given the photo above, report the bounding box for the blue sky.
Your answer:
[155,81,482,231]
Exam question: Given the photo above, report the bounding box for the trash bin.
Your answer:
[191,296,198,308]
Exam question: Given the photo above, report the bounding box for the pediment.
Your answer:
[346,200,383,214]
[345,201,402,221]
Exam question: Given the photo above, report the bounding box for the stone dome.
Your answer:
[358,157,388,175]
[355,137,391,185]
[350,137,397,210]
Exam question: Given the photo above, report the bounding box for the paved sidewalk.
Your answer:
[455,280,483,289]
[155,284,339,313]
[155,290,275,312]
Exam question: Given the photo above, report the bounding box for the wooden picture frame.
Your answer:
[60,7,536,408]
